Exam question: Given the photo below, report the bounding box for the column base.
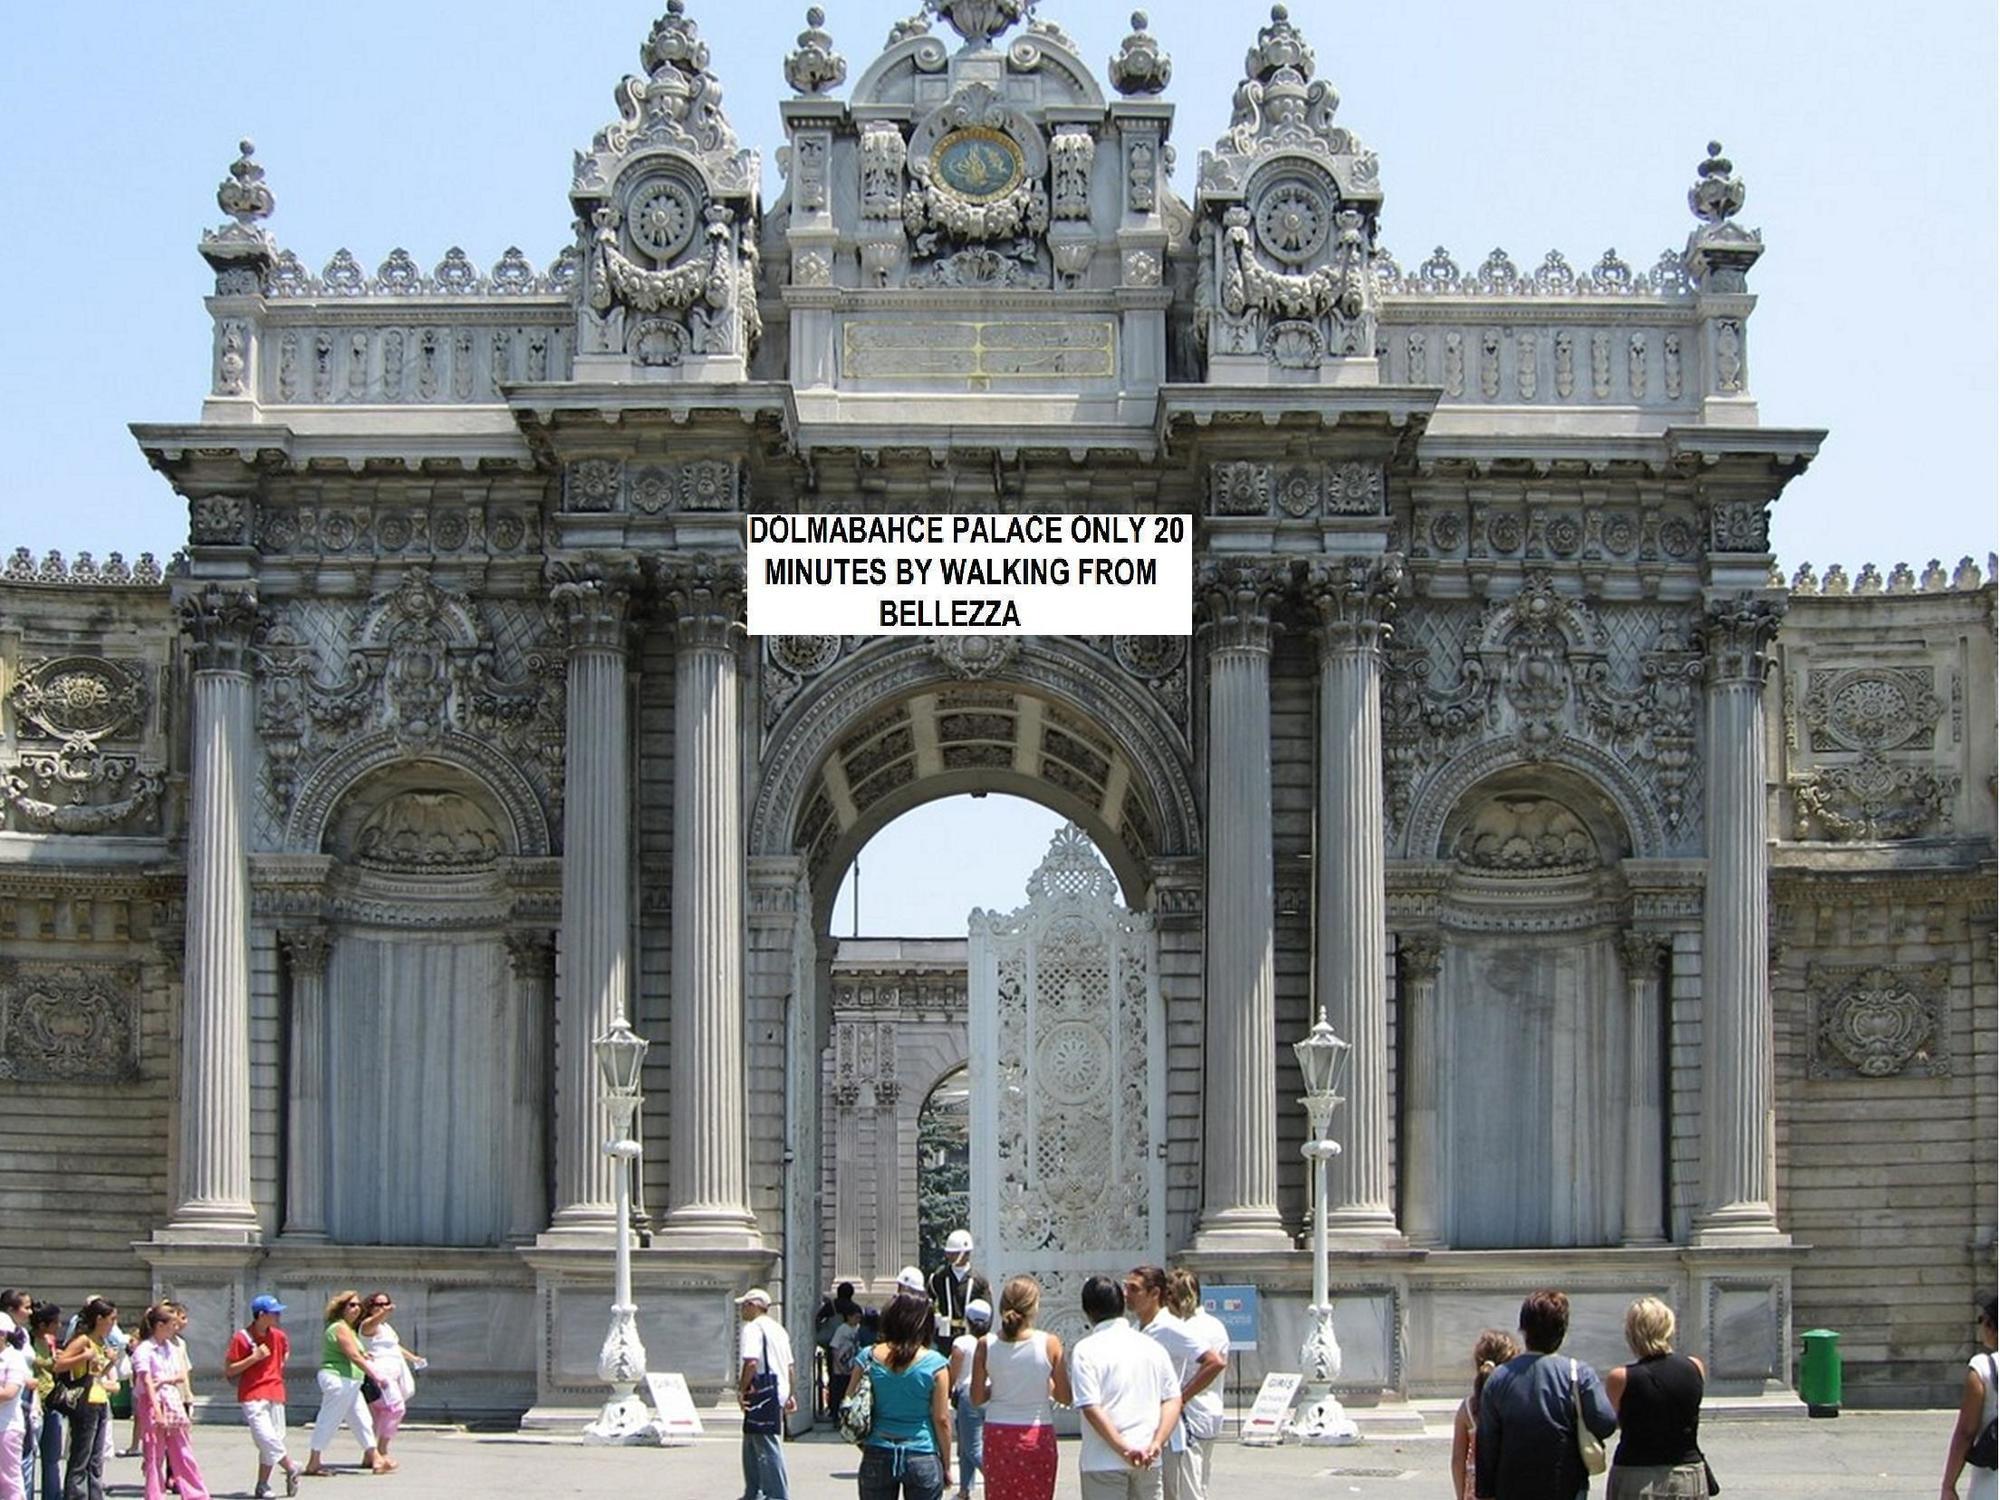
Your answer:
[1191,1207,1294,1253]
[543,1202,621,1240]
[158,1201,261,1242]
[1691,1201,1789,1247]
[655,1207,765,1252]
[1325,1208,1406,1251]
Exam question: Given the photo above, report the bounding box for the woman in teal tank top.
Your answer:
[304,1291,391,1476]
[846,1293,952,1500]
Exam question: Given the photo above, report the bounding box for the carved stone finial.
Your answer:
[884,9,931,44]
[1246,2,1315,83]
[217,139,275,226]
[785,7,848,95]
[1109,11,1172,96]
[1683,139,1761,290]
[930,0,1032,47]
[643,0,710,76]
[1688,141,1745,225]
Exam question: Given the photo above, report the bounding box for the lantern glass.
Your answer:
[593,1017,649,1099]
[1293,1010,1352,1100]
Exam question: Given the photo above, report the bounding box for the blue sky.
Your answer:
[4,2,1991,932]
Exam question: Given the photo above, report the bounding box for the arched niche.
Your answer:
[1422,764,1644,1250]
[294,759,550,1249]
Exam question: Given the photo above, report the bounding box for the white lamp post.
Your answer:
[1291,1007,1360,1444]
[582,1015,662,1444]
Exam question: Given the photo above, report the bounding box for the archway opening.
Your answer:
[916,1066,970,1276]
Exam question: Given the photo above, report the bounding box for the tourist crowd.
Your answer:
[0,1285,422,1500]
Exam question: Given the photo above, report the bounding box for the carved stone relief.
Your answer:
[0,961,141,1082]
[3,656,163,835]
[254,570,564,836]
[1806,963,1949,1079]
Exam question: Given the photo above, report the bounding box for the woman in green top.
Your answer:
[303,1291,391,1476]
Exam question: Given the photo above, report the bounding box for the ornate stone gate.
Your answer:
[969,826,1165,1355]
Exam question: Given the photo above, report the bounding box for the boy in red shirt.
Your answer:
[223,1295,301,1498]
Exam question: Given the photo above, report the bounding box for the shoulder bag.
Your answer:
[1570,1359,1607,1476]
[743,1327,783,1435]
[1968,1353,1999,1469]
[837,1350,874,1446]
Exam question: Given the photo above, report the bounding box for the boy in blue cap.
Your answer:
[224,1295,301,1498]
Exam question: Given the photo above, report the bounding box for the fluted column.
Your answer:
[660,558,761,1248]
[547,570,633,1234]
[1695,592,1787,1243]
[1398,934,1444,1247]
[506,931,556,1243]
[168,584,261,1238]
[1306,556,1404,1244]
[1620,930,1670,1246]
[280,927,331,1240]
[1192,561,1290,1250]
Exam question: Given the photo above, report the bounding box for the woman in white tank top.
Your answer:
[1944,1295,1999,1500]
[971,1276,1072,1500]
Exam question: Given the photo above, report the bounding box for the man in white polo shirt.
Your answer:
[1067,1275,1182,1500]
[1124,1266,1227,1500]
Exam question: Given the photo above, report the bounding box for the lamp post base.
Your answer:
[1290,1391,1361,1446]
[582,1301,666,1445]
[582,1393,668,1445]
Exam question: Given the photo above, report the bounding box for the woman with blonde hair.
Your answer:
[1450,1329,1520,1500]
[303,1293,390,1476]
[1604,1296,1708,1499]
[971,1276,1070,1500]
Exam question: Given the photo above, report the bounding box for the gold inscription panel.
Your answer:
[842,319,1117,382]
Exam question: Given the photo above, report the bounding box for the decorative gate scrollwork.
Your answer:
[970,825,1165,1368]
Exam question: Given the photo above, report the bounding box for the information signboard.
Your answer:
[1239,1372,1301,1446]
[1202,1283,1260,1351]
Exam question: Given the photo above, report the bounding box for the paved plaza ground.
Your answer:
[93,1408,1962,1497]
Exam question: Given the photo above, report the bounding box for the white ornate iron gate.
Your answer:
[969,825,1165,1365]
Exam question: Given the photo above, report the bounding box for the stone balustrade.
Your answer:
[1782,554,1996,595]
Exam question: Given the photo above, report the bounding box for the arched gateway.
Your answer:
[62,0,1984,1426]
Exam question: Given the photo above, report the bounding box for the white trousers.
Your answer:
[1161,1442,1206,1500]
[241,1401,290,1467]
[310,1372,376,1456]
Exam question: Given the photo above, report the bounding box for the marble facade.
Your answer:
[0,3,1992,1417]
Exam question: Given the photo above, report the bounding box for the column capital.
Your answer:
[549,560,638,653]
[1195,557,1287,653]
[179,583,261,672]
[279,925,331,977]
[1618,928,1671,974]
[662,554,747,650]
[505,928,557,980]
[1302,553,1403,655]
[1399,931,1443,983]
[1699,590,1784,684]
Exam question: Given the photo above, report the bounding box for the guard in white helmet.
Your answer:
[926,1229,992,1354]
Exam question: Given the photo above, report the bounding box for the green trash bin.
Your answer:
[1800,1328,1841,1417]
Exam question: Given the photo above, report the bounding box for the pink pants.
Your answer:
[143,1422,210,1500]
[0,1423,22,1500]
[369,1394,406,1445]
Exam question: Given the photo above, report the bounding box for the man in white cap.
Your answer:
[926,1229,992,1353]
[896,1266,928,1297]
[735,1288,795,1500]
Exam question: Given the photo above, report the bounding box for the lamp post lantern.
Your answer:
[1291,1007,1360,1444]
[582,1015,664,1444]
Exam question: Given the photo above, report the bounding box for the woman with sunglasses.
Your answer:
[356,1296,424,1461]
[303,1293,390,1476]
[52,1297,117,1500]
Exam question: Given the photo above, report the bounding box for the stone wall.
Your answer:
[1769,564,1997,1404]
[0,557,180,1314]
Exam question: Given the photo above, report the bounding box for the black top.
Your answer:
[1613,1351,1705,1468]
